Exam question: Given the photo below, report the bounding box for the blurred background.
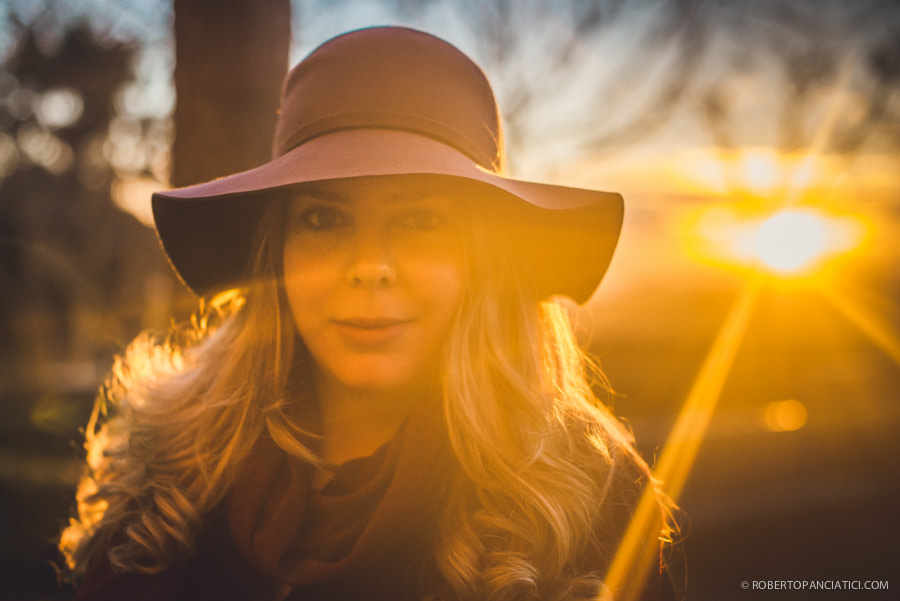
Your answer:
[0,0,898,599]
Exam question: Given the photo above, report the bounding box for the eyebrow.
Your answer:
[292,186,347,203]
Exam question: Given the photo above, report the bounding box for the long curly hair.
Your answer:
[60,186,675,599]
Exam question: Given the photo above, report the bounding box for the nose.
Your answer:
[346,262,396,288]
[345,231,397,289]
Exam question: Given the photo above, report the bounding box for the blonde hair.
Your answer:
[61,191,674,598]
[60,206,310,577]
[431,209,671,600]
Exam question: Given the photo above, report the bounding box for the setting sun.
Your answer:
[685,204,868,277]
[754,209,827,273]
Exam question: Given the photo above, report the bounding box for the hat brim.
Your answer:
[152,129,623,303]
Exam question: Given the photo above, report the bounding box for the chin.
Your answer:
[332,362,424,394]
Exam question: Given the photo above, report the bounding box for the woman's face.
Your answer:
[283,177,466,396]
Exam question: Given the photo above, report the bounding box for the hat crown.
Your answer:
[273,26,504,172]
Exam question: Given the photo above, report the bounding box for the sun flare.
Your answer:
[754,209,827,273]
[684,205,868,278]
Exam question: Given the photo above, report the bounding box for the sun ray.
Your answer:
[783,50,857,207]
[596,42,869,601]
[598,279,761,601]
[817,281,900,367]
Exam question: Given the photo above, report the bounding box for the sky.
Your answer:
[3,0,896,183]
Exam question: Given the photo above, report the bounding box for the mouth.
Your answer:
[331,317,414,346]
[333,317,413,329]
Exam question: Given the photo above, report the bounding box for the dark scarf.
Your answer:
[227,394,457,599]
[74,395,459,601]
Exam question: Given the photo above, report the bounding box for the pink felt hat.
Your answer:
[152,26,623,303]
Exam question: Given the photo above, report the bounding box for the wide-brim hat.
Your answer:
[152,26,623,304]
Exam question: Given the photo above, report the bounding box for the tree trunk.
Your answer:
[172,0,291,187]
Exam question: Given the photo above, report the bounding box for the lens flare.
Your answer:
[763,399,808,432]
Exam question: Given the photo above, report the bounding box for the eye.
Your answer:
[400,209,444,230]
[296,207,346,231]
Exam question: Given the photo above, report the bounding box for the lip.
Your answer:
[332,317,414,346]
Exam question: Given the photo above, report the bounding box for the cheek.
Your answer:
[396,233,466,314]
[414,258,465,328]
[282,246,333,328]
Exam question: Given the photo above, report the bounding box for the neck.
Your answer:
[315,375,431,468]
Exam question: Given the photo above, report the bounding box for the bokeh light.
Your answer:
[34,87,83,129]
[111,175,163,226]
[738,149,779,195]
[16,123,74,174]
[763,399,808,432]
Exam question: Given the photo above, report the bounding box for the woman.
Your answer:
[61,26,677,601]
